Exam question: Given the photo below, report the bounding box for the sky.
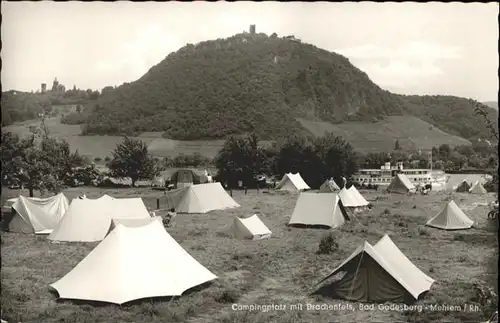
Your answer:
[1,2,498,102]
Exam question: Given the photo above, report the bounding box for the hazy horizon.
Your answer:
[1,2,498,102]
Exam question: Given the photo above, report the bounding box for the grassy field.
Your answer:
[1,186,497,323]
[298,116,471,153]
[3,114,473,161]
[2,117,226,160]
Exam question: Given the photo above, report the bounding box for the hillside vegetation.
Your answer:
[4,33,498,143]
[78,32,405,140]
[298,116,471,152]
[398,95,499,141]
[1,88,97,126]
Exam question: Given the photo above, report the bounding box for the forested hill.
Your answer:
[60,32,497,141]
[79,32,406,140]
[397,95,498,141]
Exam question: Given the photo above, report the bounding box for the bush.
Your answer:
[317,233,339,255]
[104,156,111,162]
[215,288,240,303]
[418,227,429,236]
[94,157,102,162]
[382,208,391,215]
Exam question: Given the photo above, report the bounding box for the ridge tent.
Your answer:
[231,214,272,240]
[107,216,163,236]
[469,181,488,194]
[3,193,69,234]
[289,193,348,229]
[170,169,208,189]
[319,179,340,193]
[48,196,151,242]
[347,186,370,209]
[316,234,434,303]
[426,200,474,230]
[454,180,471,193]
[50,220,217,304]
[338,188,365,213]
[386,174,416,194]
[275,173,310,192]
[167,182,240,214]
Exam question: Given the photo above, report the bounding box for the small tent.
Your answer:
[48,195,151,242]
[231,214,272,240]
[50,220,217,304]
[387,174,416,194]
[3,193,69,234]
[316,234,435,303]
[167,182,240,214]
[319,179,340,193]
[275,173,310,192]
[454,180,471,193]
[469,181,488,194]
[347,186,370,208]
[338,188,365,213]
[289,193,348,228]
[170,169,208,189]
[426,200,474,230]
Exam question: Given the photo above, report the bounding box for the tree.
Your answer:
[76,104,82,113]
[214,133,266,188]
[363,152,388,168]
[394,139,401,150]
[1,122,86,196]
[107,137,161,187]
[313,132,358,188]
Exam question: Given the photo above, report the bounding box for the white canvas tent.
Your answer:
[387,174,415,194]
[316,234,435,302]
[426,200,474,230]
[48,195,151,242]
[338,188,366,213]
[319,179,340,193]
[50,220,217,304]
[231,214,272,240]
[275,173,310,192]
[167,182,240,214]
[3,193,69,234]
[347,186,370,208]
[289,193,348,228]
[469,181,488,194]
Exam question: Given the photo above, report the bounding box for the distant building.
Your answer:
[249,24,256,34]
[41,83,47,93]
[52,77,59,92]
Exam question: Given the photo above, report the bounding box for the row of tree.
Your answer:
[2,121,497,197]
[214,132,358,189]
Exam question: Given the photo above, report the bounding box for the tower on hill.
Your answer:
[250,24,256,34]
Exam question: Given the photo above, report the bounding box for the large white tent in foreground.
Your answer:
[317,234,435,303]
[48,195,151,242]
[3,193,69,234]
[50,220,217,304]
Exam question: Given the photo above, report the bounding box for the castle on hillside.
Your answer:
[41,77,65,94]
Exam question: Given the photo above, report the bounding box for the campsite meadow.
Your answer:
[1,186,497,323]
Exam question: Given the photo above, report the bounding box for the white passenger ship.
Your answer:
[352,162,448,188]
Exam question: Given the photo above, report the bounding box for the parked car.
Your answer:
[1,197,18,219]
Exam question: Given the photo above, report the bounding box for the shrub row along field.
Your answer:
[1,187,497,323]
